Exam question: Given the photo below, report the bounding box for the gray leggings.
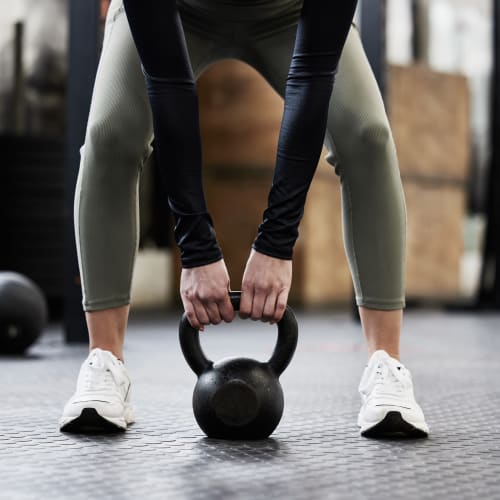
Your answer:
[75,0,406,311]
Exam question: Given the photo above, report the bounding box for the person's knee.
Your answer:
[325,118,393,174]
[359,119,391,149]
[85,117,150,171]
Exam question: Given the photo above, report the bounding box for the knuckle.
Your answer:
[197,292,212,304]
[254,285,268,295]
[214,291,227,302]
[239,304,249,313]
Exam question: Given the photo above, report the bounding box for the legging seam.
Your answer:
[75,174,85,304]
[124,168,141,304]
[344,176,363,300]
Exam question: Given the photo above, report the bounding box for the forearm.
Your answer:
[254,0,358,259]
[123,0,222,267]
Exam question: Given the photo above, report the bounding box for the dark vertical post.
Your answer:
[478,0,500,308]
[360,0,387,98]
[65,0,100,342]
[13,22,26,133]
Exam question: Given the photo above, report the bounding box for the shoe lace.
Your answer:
[372,361,406,396]
[83,353,125,392]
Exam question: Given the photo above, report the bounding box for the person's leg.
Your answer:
[61,1,223,433]
[250,25,406,359]
[75,0,153,361]
[61,0,152,432]
[325,28,406,362]
[250,24,427,437]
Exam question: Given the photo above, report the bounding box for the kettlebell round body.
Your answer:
[193,357,284,440]
[179,291,298,440]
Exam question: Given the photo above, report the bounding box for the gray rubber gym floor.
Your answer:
[1,309,500,500]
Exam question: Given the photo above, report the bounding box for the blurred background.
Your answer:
[0,0,497,342]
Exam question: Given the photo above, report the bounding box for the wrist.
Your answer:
[181,254,223,269]
[252,241,293,261]
[173,213,223,268]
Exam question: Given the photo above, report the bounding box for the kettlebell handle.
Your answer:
[179,291,298,377]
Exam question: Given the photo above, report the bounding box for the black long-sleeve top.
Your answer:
[123,0,358,268]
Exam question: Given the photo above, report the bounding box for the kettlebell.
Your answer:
[179,291,298,440]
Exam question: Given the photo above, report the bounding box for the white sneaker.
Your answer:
[357,350,429,438]
[60,348,135,432]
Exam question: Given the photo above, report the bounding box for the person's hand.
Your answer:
[239,249,292,324]
[180,259,234,331]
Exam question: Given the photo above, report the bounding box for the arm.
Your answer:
[241,0,358,322]
[123,1,233,329]
[254,0,358,259]
[123,0,221,268]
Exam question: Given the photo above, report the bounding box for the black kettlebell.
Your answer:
[0,272,48,354]
[179,291,298,440]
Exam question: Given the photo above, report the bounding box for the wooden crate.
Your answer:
[404,179,466,300]
[198,60,283,169]
[388,64,470,182]
[389,64,470,301]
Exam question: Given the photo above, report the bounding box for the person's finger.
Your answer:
[273,288,289,323]
[205,301,222,325]
[217,292,235,323]
[183,299,202,331]
[262,292,278,323]
[250,288,266,321]
[239,285,253,319]
[192,298,210,331]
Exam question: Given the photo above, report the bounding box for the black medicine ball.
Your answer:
[0,272,47,354]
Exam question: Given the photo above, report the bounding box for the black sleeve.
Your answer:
[252,0,358,260]
[123,0,222,268]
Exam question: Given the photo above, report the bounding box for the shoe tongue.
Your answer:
[369,350,390,365]
[89,348,114,369]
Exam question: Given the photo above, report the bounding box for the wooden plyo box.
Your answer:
[403,180,466,300]
[388,64,470,182]
[388,64,470,301]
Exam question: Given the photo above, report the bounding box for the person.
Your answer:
[59,0,429,438]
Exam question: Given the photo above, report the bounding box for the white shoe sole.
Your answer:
[60,405,135,433]
[358,410,429,438]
